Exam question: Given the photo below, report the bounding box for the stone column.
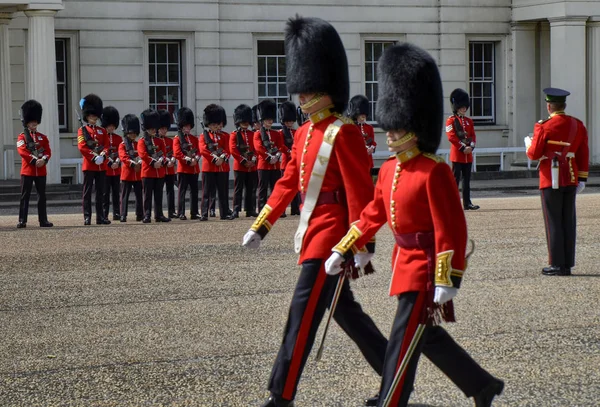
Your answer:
[587,22,600,163]
[0,13,14,180]
[549,17,588,124]
[511,22,537,148]
[25,10,61,184]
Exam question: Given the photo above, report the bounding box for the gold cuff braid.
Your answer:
[435,250,454,287]
[333,224,362,255]
[250,205,273,233]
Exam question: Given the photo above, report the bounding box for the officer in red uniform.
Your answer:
[526,88,589,276]
[173,107,201,220]
[326,43,504,407]
[138,109,170,223]
[101,106,122,221]
[230,104,258,218]
[446,89,479,210]
[199,104,233,221]
[158,110,178,218]
[279,101,300,216]
[16,100,53,228]
[254,98,285,212]
[347,94,377,169]
[242,17,388,407]
[78,94,110,225]
[118,114,143,222]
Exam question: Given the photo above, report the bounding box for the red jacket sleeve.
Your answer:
[119,142,132,168]
[575,120,589,182]
[199,132,214,162]
[17,134,37,164]
[253,130,268,160]
[526,122,546,161]
[138,138,154,166]
[445,116,464,151]
[77,127,97,162]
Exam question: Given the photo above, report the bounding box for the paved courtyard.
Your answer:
[1,193,599,406]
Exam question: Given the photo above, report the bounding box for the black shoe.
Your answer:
[113,215,120,221]
[464,203,480,210]
[563,267,572,276]
[474,379,504,407]
[84,218,91,226]
[542,265,569,276]
[280,212,287,218]
[96,218,111,225]
[142,218,151,223]
[180,215,188,220]
[220,215,234,220]
[260,395,294,407]
[155,216,171,222]
[291,211,301,216]
[169,213,178,219]
[364,393,379,406]
[39,221,53,227]
[136,216,143,222]
[231,211,239,219]
[246,212,259,218]
[199,216,208,221]
[17,222,26,229]
[120,216,127,223]
[209,210,216,217]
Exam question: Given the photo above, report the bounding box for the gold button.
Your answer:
[390,200,395,205]
[303,149,308,154]
[393,187,397,192]
[301,177,304,183]
[391,208,395,214]
[301,163,306,168]
[301,170,305,175]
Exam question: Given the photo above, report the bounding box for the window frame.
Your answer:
[254,37,289,124]
[54,32,80,134]
[468,41,496,124]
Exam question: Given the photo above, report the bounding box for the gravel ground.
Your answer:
[1,192,599,406]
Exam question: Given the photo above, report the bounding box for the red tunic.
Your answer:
[17,131,51,177]
[253,128,284,171]
[118,139,142,182]
[349,149,467,296]
[358,122,377,168]
[105,132,123,177]
[199,130,230,173]
[252,110,374,263]
[230,128,258,173]
[162,136,177,176]
[445,114,476,163]
[173,133,200,175]
[279,127,295,170]
[526,112,589,189]
[78,125,109,172]
[138,135,166,178]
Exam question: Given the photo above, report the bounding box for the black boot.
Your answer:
[474,379,504,407]
[260,395,294,407]
[542,265,568,276]
[17,222,26,229]
[39,221,54,227]
[364,393,379,406]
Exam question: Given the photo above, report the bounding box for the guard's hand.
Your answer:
[111,162,119,170]
[215,157,224,166]
[464,146,473,154]
[434,286,458,305]
[190,158,197,166]
[269,157,278,165]
[134,163,142,172]
[167,161,175,168]
[576,181,586,194]
[242,230,261,249]
[354,252,374,269]
[93,155,105,165]
[153,161,162,169]
[325,252,344,276]
[35,159,45,168]
[524,136,533,151]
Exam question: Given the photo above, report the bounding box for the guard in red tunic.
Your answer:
[254,99,285,212]
[230,104,258,218]
[78,94,110,225]
[348,94,377,169]
[16,100,53,228]
[326,43,504,407]
[101,106,122,221]
[242,17,388,407]
[173,107,201,220]
[138,109,171,223]
[158,110,178,218]
[526,88,589,276]
[118,114,143,222]
[279,101,300,216]
[446,89,479,210]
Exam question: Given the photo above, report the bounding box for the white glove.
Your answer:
[576,181,585,194]
[242,230,261,249]
[93,155,104,165]
[434,286,458,305]
[325,252,344,276]
[354,252,374,270]
[524,136,532,151]
[269,157,278,165]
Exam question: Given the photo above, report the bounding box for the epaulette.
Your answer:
[334,113,354,125]
[423,152,445,163]
[537,117,551,125]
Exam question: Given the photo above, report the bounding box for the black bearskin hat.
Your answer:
[251,105,259,124]
[450,88,470,112]
[176,107,195,129]
[158,110,172,129]
[101,106,120,129]
[203,104,222,126]
[218,105,227,127]
[233,104,253,125]
[257,99,277,121]
[279,101,297,123]
[285,16,349,113]
[376,43,443,154]
[121,114,140,135]
[80,94,103,120]
[347,95,370,121]
[21,100,43,125]
[140,109,160,131]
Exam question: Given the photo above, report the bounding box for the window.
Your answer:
[257,40,288,122]
[149,40,182,123]
[365,41,396,122]
[469,42,495,123]
[55,38,68,131]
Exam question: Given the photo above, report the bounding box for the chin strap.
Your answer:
[300,93,326,112]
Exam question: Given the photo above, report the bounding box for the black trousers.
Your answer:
[164,173,176,215]
[268,259,388,401]
[290,193,301,215]
[233,171,258,214]
[452,162,473,207]
[258,169,281,211]
[103,175,121,218]
[541,186,577,268]
[178,173,199,217]
[202,172,230,217]
[142,177,165,219]
[83,170,106,221]
[120,180,143,219]
[378,291,495,407]
[19,175,48,224]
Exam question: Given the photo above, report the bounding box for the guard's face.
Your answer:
[182,125,192,134]
[27,121,39,131]
[357,114,367,123]
[158,127,169,137]
[208,123,220,132]
[239,122,249,130]
[218,123,224,130]
[147,128,157,136]
[105,125,116,133]
[127,132,138,141]
[263,119,274,129]
[457,107,468,116]
[386,129,415,153]
[87,114,98,125]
